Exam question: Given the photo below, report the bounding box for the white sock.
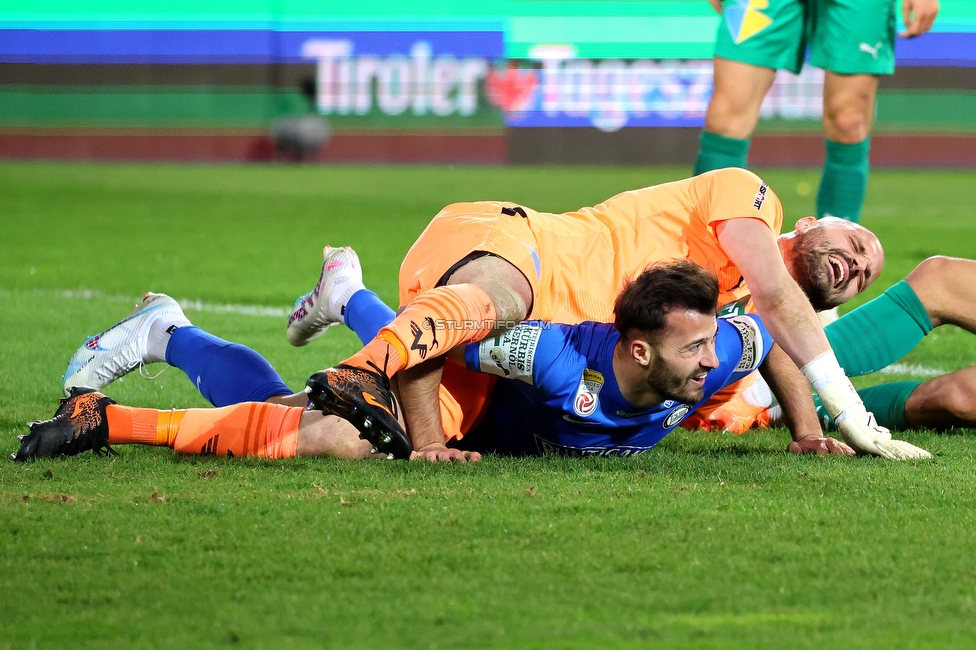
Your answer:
[329,280,366,324]
[146,311,192,363]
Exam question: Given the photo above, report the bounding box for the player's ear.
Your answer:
[630,339,652,366]
[794,216,817,233]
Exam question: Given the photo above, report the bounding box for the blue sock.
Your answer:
[344,289,395,345]
[165,326,292,407]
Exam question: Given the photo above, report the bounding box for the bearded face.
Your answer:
[790,227,858,311]
[644,343,711,405]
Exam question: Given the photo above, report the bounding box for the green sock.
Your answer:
[858,382,922,431]
[816,138,870,222]
[694,131,750,175]
[825,280,933,377]
[813,381,922,431]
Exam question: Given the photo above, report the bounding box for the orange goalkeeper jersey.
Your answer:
[523,167,783,323]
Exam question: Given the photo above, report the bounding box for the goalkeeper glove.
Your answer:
[802,352,932,460]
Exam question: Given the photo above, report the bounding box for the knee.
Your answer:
[447,257,533,323]
[822,103,871,143]
[906,256,953,287]
[905,256,953,322]
[705,90,759,139]
[937,382,976,422]
[486,282,530,323]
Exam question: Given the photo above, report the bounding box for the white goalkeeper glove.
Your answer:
[802,353,932,461]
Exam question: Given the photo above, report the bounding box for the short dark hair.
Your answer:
[613,260,719,341]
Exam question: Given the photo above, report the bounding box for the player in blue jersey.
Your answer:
[15,261,854,461]
[452,262,775,456]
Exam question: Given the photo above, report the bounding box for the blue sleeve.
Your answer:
[720,314,774,384]
[464,322,584,400]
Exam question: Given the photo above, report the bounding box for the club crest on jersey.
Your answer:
[753,182,768,210]
[664,404,692,428]
[573,369,604,417]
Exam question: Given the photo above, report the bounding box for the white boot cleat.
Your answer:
[286,246,364,346]
[61,292,189,395]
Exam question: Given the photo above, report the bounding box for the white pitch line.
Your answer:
[877,362,946,378]
[2,288,289,318]
[174,299,289,318]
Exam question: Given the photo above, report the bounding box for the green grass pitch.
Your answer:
[2,162,976,648]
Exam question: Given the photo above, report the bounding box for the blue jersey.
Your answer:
[457,315,771,456]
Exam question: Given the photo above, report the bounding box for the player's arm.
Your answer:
[720,314,848,453]
[396,360,480,463]
[716,217,930,460]
[901,0,939,38]
[717,218,832,364]
[706,0,723,13]
[758,343,854,456]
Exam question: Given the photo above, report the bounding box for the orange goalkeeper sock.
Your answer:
[105,403,303,458]
[344,283,497,376]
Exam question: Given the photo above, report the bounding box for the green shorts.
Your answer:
[714,0,896,75]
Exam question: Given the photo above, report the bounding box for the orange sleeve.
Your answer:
[694,168,784,236]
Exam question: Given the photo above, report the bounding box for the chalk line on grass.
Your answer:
[2,288,289,318]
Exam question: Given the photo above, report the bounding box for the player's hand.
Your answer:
[836,409,932,460]
[706,0,723,14]
[787,436,855,456]
[811,365,931,460]
[901,0,939,37]
[410,443,481,463]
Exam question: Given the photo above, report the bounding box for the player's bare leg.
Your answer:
[821,72,878,144]
[265,392,310,407]
[904,368,976,430]
[295,411,388,459]
[905,256,976,334]
[399,255,532,462]
[15,390,386,461]
[263,392,399,456]
[703,58,777,139]
[694,58,776,174]
[817,72,879,223]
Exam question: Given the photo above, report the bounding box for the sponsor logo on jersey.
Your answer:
[615,408,652,418]
[753,182,768,210]
[562,414,602,426]
[488,347,509,375]
[477,324,543,383]
[535,435,651,457]
[722,315,766,372]
[725,0,774,45]
[663,404,692,429]
[572,369,605,417]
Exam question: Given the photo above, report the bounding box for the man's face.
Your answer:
[788,217,885,310]
[645,309,720,405]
